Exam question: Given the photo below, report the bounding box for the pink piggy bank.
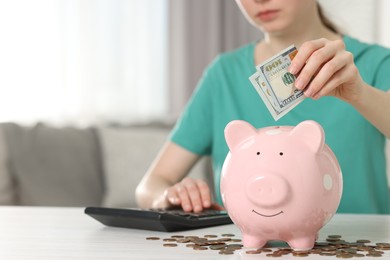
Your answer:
[220,120,342,250]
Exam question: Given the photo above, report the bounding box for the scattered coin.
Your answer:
[246,249,261,254]
[171,235,184,238]
[204,234,218,238]
[336,253,353,258]
[163,243,178,247]
[219,250,234,255]
[209,244,226,250]
[356,239,371,243]
[150,234,390,258]
[221,233,235,237]
[217,237,232,242]
[162,238,176,242]
[146,237,160,240]
[320,251,336,256]
[176,238,191,243]
[193,245,208,250]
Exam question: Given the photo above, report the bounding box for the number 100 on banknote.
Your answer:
[249,45,305,121]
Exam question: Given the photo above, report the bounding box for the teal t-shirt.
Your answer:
[170,35,390,214]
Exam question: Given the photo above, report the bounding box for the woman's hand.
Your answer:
[162,177,223,213]
[289,38,365,103]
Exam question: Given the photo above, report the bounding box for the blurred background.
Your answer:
[0,0,388,126]
[0,0,389,207]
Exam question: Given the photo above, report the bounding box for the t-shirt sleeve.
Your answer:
[169,58,220,155]
[373,54,390,92]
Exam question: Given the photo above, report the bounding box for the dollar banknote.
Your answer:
[249,45,304,121]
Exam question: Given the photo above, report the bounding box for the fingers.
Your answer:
[305,52,353,98]
[311,66,348,99]
[294,47,337,92]
[289,39,350,99]
[165,177,213,213]
[196,179,211,208]
[181,178,203,212]
[289,38,328,75]
[312,64,359,100]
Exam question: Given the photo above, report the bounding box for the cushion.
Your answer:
[0,126,16,204]
[98,124,213,208]
[3,123,104,206]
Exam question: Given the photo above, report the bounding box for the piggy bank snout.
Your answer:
[245,174,289,208]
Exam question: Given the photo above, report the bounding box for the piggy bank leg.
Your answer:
[242,234,267,248]
[287,235,316,251]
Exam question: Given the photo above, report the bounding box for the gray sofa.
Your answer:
[0,122,212,207]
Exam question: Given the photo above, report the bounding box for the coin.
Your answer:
[204,234,217,238]
[163,243,178,247]
[327,237,341,242]
[222,233,235,237]
[171,235,184,238]
[185,236,199,239]
[376,243,390,247]
[319,251,336,256]
[218,237,232,242]
[176,238,191,243]
[193,246,208,250]
[209,244,226,250]
[246,250,261,254]
[292,251,309,257]
[151,232,390,258]
[336,253,353,258]
[162,238,176,242]
[219,250,234,255]
[315,242,329,246]
[146,237,160,240]
[356,239,371,243]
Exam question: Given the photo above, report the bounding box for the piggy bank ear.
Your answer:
[289,120,325,153]
[224,120,257,151]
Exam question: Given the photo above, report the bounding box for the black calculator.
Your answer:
[85,207,233,232]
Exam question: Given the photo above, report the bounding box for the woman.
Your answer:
[136,0,390,214]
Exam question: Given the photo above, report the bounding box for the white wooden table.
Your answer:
[0,206,389,259]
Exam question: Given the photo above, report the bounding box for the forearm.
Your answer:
[349,84,390,138]
[135,141,201,209]
[135,174,172,209]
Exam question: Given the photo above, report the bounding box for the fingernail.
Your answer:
[313,93,320,100]
[289,63,297,74]
[169,197,179,204]
[203,200,210,207]
[304,89,312,97]
[184,204,191,211]
[295,78,304,90]
[194,205,202,212]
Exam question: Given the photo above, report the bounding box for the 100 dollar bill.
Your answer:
[250,45,304,121]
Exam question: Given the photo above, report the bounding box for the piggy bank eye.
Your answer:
[279,152,283,156]
[256,152,260,155]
